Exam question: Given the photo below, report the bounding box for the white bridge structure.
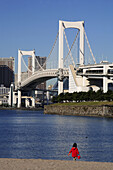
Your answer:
[10,20,113,108]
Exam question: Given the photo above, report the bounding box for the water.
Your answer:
[0,109,113,162]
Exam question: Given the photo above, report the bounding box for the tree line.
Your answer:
[52,90,113,103]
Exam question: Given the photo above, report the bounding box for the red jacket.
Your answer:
[69,147,79,157]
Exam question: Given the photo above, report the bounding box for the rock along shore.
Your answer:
[44,105,113,117]
[0,158,113,170]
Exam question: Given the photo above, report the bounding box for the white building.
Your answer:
[69,61,113,93]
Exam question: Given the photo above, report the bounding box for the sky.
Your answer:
[0,0,113,72]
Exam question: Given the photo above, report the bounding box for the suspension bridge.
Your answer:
[9,20,113,108]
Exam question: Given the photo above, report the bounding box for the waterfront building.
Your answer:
[0,57,15,105]
[0,57,15,88]
[0,85,10,95]
[69,62,113,93]
[0,85,9,105]
[0,57,15,71]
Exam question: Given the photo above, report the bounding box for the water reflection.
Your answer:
[0,110,113,162]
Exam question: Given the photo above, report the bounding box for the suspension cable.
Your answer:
[40,31,59,70]
[21,55,32,73]
[63,30,76,68]
[84,30,96,64]
[35,57,44,71]
[64,30,79,67]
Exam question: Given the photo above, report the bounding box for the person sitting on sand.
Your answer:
[68,143,80,160]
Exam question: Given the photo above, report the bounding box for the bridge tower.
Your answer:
[17,49,35,108]
[58,20,84,94]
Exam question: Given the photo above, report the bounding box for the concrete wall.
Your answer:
[69,65,90,93]
[44,105,113,117]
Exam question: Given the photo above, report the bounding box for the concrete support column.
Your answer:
[103,77,108,93]
[58,20,64,95]
[18,50,21,86]
[42,91,44,107]
[103,65,108,93]
[9,86,11,106]
[18,90,21,108]
[79,23,84,65]
[25,98,29,108]
[59,21,64,70]
[46,91,50,105]
[18,50,22,108]
[10,83,14,107]
[32,90,35,108]
[13,92,17,106]
[83,69,86,86]
[9,83,14,106]
[58,81,63,95]
[83,76,86,87]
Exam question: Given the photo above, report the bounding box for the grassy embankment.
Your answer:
[51,101,113,106]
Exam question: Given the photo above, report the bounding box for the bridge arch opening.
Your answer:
[59,20,84,69]
[18,49,35,87]
[63,28,80,68]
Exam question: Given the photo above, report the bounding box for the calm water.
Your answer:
[0,109,113,162]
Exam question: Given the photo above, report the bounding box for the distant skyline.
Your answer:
[0,0,113,72]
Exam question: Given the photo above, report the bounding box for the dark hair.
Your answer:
[73,143,77,148]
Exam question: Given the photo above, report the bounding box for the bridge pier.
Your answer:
[25,98,30,108]
[18,90,21,108]
[9,83,14,107]
[58,68,64,95]
[103,65,109,93]
[58,21,64,95]
[46,90,50,105]
[58,81,63,95]
[32,90,35,108]
[83,69,87,87]
[103,77,108,93]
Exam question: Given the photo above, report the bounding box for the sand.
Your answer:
[0,159,113,170]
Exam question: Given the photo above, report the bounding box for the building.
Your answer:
[28,56,47,89]
[0,57,15,71]
[69,61,113,93]
[0,57,15,87]
[0,57,15,105]
[35,56,46,71]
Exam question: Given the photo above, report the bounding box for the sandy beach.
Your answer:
[0,159,113,170]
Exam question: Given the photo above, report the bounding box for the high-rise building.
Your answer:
[35,56,46,70]
[28,56,46,89]
[0,57,15,87]
[0,57,15,71]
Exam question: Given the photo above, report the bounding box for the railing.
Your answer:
[20,68,69,89]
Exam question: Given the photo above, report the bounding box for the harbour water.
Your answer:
[0,109,113,162]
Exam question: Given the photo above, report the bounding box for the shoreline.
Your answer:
[44,104,113,118]
[1,104,113,118]
[0,158,113,170]
[0,107,43,111]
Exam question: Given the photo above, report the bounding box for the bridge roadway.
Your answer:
[18,68,69,90]
[17,63,113,92]
[77,63,113,79]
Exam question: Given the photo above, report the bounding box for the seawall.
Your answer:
[44,104,113,117]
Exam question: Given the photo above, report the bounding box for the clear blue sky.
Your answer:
[0,0,113,72]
